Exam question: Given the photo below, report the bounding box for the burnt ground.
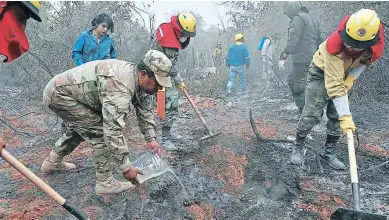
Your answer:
[1,71,389,220]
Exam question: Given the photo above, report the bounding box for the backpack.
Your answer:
[258,36,269,51]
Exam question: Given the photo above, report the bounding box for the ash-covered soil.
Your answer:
[1,72,388,220]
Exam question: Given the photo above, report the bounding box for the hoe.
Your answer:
[183,88,221,142]
[330,130,387,220]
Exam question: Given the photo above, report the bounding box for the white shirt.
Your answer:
[261,39,275,59]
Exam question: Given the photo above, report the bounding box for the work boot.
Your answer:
[320,135,346,170]
[95,172,135,195]
[41,150,76,173]
[160,126,178,151]
[290,135,306,165]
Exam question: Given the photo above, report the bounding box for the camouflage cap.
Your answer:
[143,50,172,88]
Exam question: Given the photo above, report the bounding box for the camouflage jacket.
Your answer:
[150,38,183,84]
[44,59,157,172]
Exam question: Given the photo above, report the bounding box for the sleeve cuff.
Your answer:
[172,76,183,84]
[348,65,367,79]
[333,95,351,118]
[120,156,132,173]
[144,129,156,142]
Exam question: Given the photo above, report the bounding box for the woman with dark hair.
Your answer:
[72,13,117,66]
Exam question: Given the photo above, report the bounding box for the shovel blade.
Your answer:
[330,208,387,220]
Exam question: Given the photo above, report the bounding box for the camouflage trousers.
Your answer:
[287,63,310,111]
[297,65,342,138]
[45,90,118,174]
[162,85,179,129]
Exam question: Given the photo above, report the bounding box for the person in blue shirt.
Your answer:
[72,13,117,66]
[226,33,250,94]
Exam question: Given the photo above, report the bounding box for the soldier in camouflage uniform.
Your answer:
[290,9,385,170]
[40,50,173,195]
[278,2,322,115]
[151,12,197,151]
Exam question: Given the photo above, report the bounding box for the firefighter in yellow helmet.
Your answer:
[290,9,385,170]
[151,12,197,151]
[0,1,42,155]
[226,33,250,94]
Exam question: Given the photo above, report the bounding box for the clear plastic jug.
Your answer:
[132,152,169,184]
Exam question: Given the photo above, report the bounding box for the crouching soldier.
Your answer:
[41,50,173,195]
[290,9,385,170]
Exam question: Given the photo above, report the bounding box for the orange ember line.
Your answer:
[363,144,389,157]
[296,202,336,220]
[186,203,215,220]
[199,145,247,195]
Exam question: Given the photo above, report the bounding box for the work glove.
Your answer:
[123,167,144,185]
[147,140,163,157]
[175,82,185,92]
[344,74,356,92]
[278,60,286,70]
[279,52,289,60]
[339,115,356,135]
[0,137,5,155]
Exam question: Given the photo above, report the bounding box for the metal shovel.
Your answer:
[182,88,221,141]
[330,130,387,220]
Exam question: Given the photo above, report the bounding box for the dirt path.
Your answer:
[0,76,388,219]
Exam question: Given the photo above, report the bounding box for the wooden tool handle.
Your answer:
[1,149,89,219]
[2,149,66,204]
[182,88,211,132]
[347,130,358,184]
[346,129,361,210]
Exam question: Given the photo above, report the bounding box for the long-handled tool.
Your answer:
[330,130,387,220]
[182,88,221,141]
[1,149,89,220]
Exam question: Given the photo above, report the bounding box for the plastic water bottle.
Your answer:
[132,153,169,184]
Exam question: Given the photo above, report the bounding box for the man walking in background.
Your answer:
[261,34,276,87]
[213,42,223,74]
[226,33,250,94]
[279,2,322,115]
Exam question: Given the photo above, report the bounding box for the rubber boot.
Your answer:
[95,172,135,195]
[320,135,346,170]
[160,126,178,151]
[290,135,306,165]
[41,150,76,173]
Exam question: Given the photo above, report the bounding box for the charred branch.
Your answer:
[249,109,294,144]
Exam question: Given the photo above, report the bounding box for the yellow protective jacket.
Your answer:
[312,40,371,98]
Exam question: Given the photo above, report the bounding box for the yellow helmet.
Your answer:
[177,13,197,37]
[340,9,380,49]
[20,1,42,22]
[235,33,244,41]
